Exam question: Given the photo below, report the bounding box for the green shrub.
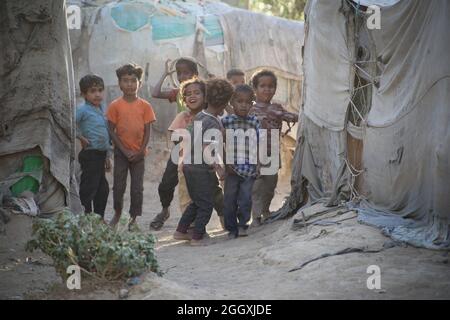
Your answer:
[26,210,160,281]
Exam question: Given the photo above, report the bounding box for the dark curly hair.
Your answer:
[176,58,199,75]
[116,63,144,81]
[226,68,245,80]
[206,79,234,107]
[251,69,277,89]
[79,74,104,94]
[180,77,206,99]
[232,84,255,101]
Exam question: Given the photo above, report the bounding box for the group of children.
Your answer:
[76,58,298,245]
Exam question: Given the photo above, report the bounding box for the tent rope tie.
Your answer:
[353,63,379,83]
[349,99,366,124]
[342,157,365,201]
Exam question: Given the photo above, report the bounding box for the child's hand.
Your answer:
[216,165,226,182]
[255,164,261,179]
[105,158,112,173]
[79,136,90,149]
[129,150,143,163]
[165,59,174,76]
[121,148,135,161]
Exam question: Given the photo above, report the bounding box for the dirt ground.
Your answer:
[1,140,449,300]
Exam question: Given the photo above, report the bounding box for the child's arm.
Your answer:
[130,123,151,163]
[77,135,90,149]
[271,104,299,123]
[152,59,176,99]
[108,121,134,160]
[212,147,226,181]
[105,157,112,173]
[75,108,90,149]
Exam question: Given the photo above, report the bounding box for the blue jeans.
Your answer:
[223,172,255,236]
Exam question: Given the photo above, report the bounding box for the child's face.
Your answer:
[119,74,141,96]
[183,83,204,112]
[176,63,196,84]
[82,85,104,107]
[229,75,246,86]
[255,75,276,104]
[232,91,253,118]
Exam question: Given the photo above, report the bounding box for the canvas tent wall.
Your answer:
[274,0,450,250]
[0,0,82,216]
[68,0,304,136]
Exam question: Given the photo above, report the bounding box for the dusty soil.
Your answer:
[1,140,449,300]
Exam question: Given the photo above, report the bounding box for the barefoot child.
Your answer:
[76,75,111,219]
[169,78,225,231]
[249,70,298,225]
[107,63,156,229]
[174,79,234,246]
[222,85,260,238]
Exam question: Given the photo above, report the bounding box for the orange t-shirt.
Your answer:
[107,97,156,152]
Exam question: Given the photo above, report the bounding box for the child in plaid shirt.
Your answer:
[222,85,260,238]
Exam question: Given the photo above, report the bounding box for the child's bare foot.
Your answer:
[109,213,121,228]
[238,227,248,237]
[128,217,139,232]
[250,217,262,228]
[219,216,225,230]
[150,208,170,230]
[173,231,192,241]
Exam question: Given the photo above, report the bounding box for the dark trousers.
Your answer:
[78,149,109,217]
[158,156,179,209]
[158,154,224,216]
[113,149,145,218]
[177,165,218,240]
[223,172,255,236]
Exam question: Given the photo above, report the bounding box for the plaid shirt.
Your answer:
[222,114,260,177]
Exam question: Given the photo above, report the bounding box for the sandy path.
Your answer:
[1,141,449,299]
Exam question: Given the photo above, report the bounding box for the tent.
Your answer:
[273,0,450,250]
[0,0,82,217]
[68,0,304,138]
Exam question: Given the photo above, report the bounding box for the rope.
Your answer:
[349,99,366,124]
[343,156,365,201]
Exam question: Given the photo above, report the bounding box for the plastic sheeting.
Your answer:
[69,0,304,132]
[280,0,449,249]
[0,0,82,215]
[358,0,450,249]
[220,9,304,80]
[301,0,353,131]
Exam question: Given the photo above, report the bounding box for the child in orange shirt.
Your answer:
[107,63,156,229]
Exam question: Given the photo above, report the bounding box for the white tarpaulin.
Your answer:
[276,0,450,249]
[69,0,304,132]
[358,0,450,249]
[302,0,353,131]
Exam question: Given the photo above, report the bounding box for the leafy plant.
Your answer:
[26,210,160,281]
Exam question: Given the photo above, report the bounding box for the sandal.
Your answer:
[150,210,170,230]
